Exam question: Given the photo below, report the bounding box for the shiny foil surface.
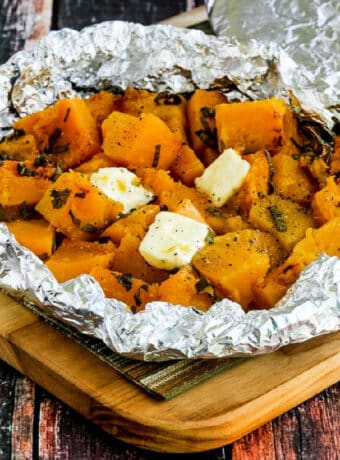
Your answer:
[0,225,339,361]
[0,20,339,360]
[207,0,339,127]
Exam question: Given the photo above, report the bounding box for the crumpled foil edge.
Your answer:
[0,225,339,361]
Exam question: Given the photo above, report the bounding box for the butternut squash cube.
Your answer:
[170,145,205,186]
[158,265,213,311]
[101,204,160,245]
[187,89,227,154]
[0,160,55,220]
[90,266,158,312]
[215,98,297,154]
[312,176,340,225]
[14,98,101,169]
[272,153,316,205]
[192,229,271,310]
[254,217,340,308]
[6,219,55,259]
[46,239,115,283]
[102,111,181,169]
[85,90,123,132]
[75,152,115,173]
[249,194,314,252]
[35,171,123,240]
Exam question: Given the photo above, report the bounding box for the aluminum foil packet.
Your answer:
[0,19,339,360]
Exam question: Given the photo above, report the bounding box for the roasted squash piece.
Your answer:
[187,89,227,155]
[46,239,115,283]
[170,144,205,186]
[0,160,56,221]
[14,98,101,169]
[229,150,270,215]
[172,199,206,224]
[158,265,213,311]
[0,133,39,162]
[110,234,169,284]
[102,111,181,169]
[75,152,115,173]
[85,90,123,132]
[6,219,55,259]
[90,266,158,312]
[272,153,316,205]
[254,217,340,308]
[249,194,314,252]
[215,98,297,154]
[192,229,271,310]
[101,204,160,245]
[121,88,188,142]
[312,176,340,225]
[35,171,123,240]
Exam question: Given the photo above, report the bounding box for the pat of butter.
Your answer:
[195,148,250,207]
[139,211,211,270]
[90,167,154,214]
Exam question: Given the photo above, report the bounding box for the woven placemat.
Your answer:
[22,300,244,400]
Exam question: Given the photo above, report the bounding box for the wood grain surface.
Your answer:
[0,1,339,459]
[0,292,339,455]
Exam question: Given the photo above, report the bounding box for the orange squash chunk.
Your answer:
[6,219,55,259]
[272,153,316,205]
[75,152,115,173]
[170,144,204,186]
[0,133,39,162]
[312,176,340,225]
[229,150,270,215]
[110,234,168,284]
[35,171,123,240]
[192,229,271,310]
[0,160,55,220]
[172,199,206,224]
[215,98,297,154]
[187,89,227,155]
[90,266,158,312]
[121,88,188,143]
[14,98,101,169]
[102,111,181,169]
[101,204,160,245]
[85,90,123,132]
[158,265,213,311]
[46,239,115,283]
[254,217,340,308]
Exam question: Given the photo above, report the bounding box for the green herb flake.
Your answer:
[63,107,71,122]
[44,128,62,154]
[116,273,133,291]
[205,229,215,245]
[19,201,32,220]
[50,188,71,209]
[74,192,86,198]
[267,205,287,232]
[133,284,149,306]
[205,207,222,216]
[194,278,218,301]
[16,163,36,177]
[34,155,51,167]
[152,144,161,167]
[68,210,99,234]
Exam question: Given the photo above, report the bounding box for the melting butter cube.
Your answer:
[195,148,250,207]
[90,167,154,214]
[139,211,211,270]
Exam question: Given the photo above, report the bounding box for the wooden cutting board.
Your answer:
[0,291,339,453]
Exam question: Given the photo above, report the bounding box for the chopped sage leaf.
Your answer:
[152,144,161,167]
[115,273,133,291]
[267,205,287,232]
[50,188,71,209]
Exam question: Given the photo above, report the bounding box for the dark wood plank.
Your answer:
[0,360,17,459]
[56,0,204,30]
[0,0,52,64]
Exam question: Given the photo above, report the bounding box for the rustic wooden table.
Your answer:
[0,1,339,459]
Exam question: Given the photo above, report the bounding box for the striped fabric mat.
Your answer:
[22,300,244,399]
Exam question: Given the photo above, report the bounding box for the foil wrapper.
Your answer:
[206,0,339,127]
[0,225,339,360]
[0,20,339,360]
